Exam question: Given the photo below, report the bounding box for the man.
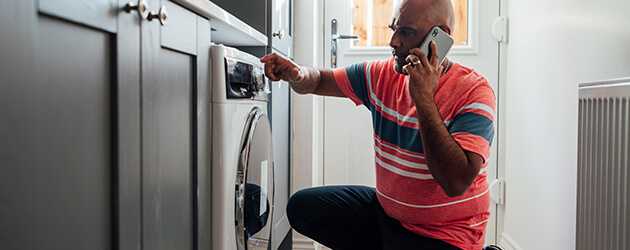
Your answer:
[260,0,495,249]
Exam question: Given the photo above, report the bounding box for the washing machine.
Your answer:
[211,44,274,250]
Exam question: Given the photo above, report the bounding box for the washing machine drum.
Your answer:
[235,107,274,250]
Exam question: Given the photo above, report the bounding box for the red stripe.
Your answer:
[451,133,492,160]
[375,152,431,175]
[373,134,425,160]
[374,136,427,164]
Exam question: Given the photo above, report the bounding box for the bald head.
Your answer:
[389,0,456,74]
[431,0,456,31]
[395,0,455,35]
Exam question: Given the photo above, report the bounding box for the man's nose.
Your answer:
[389,33,400,48]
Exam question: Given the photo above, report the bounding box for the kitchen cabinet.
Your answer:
[211,0,293,58]
[268,68,293,250]
[0,0,211,249]
[269,0,294,58]
[0,1,127,249]
[140,1,212,249]
[206,0,267,37]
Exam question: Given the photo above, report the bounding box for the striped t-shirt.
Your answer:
[332,58,496,250]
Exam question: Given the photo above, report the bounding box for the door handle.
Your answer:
[332,34,359,41]
[272,29,285,40]
[147,6,168,26]
[123,0,149,19]
[330,19,359,68]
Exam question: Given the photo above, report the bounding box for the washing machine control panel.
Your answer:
[225,57,267,99]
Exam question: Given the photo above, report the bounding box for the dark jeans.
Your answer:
[286,185,461,250]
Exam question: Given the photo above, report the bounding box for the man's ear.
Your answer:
[439,25,452,36]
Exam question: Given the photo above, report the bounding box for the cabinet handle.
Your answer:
[272,29,284,40]
[147,6,168,26]
[123,0,149,19]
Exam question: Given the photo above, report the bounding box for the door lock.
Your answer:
[330,19,359,68]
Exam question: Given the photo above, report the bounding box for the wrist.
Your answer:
[413,94,438,118]
[411,91,435,106]
[289,66,319,94]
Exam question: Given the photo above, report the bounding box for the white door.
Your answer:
[322,0,503,245]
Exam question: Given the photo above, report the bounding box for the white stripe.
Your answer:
[366,62,419,124]
[375,146,429,170]
[376,188,490,208]
[444,103,495,126]
[374,136,425,160]
[376,157,434,180]
[469,219,489,227]
[374,136,487,174]
[456,103,496,120]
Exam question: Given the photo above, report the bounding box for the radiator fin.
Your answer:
[578,92,630,250]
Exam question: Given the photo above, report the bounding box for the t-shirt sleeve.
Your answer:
[448,83,496,161]
[332,62,371,107]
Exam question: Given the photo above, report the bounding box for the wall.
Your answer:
[502,0,630,249]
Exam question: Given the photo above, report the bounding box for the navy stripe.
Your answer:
[448,112,495,145]
[345,63,372,108]
[372,110,424,154]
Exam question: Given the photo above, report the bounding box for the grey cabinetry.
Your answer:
[269,3,294,248]
[0,1,132,249]
[0,0,211,249]
[269,0,293,58]
[140,0,212,249]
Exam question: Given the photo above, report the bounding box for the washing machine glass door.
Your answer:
[235,107,274,250]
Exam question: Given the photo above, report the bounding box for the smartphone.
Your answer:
[417,26,454,66]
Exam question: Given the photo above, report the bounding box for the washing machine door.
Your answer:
[235,107,274,250]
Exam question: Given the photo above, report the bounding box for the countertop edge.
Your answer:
[170,0,268,47]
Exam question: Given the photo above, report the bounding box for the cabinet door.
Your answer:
[270,0,293,58]
[0,0,141,249]
[269,77,293,249]
[140,0,211,249]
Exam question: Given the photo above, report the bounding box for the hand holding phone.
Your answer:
[413,26,454,66]
[404,26,455,98]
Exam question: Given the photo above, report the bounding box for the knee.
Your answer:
[286,188,318,228]
[286,189,309,220]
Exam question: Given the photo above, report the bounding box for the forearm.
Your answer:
[414,97,478,197]
[261,53,343,97]
[289,65,321,94]
[289,67,344,97]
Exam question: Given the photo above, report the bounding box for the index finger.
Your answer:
[429,41,440,67]
[409,47,431,69]
[260,53,278,63]
[264,62,281,81]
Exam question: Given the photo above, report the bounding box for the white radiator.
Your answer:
[578,78,630,250]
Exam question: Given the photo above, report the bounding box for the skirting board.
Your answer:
[499,233,522,250]
[295,231,522,250]
[292,232,316,250]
